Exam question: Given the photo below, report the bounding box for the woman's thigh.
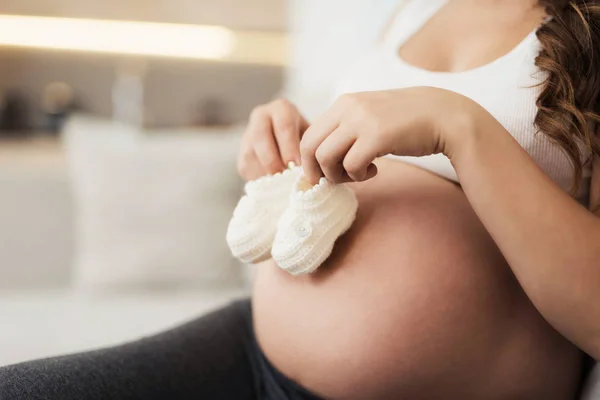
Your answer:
[0,300,256,400]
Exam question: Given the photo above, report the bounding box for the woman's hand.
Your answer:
[300,87,481,184]
[238,98,309,181]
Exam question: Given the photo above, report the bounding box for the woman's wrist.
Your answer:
[441,100,483,163]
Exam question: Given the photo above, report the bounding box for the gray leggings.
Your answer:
[0,300,322,400]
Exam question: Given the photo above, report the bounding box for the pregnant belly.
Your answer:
[252,159,582,400]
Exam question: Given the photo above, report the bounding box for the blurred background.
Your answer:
[0,0,396,366]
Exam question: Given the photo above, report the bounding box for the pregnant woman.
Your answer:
[2,0,599,399]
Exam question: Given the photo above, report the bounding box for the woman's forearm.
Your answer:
[449,114,600,358]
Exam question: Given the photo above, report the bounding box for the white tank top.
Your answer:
[332,0,592,201]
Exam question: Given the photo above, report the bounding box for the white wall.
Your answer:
[0,0,286,31]
[284,0,398,119]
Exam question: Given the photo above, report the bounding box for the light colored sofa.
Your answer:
[0,117,251,367]
[0,139,73,288]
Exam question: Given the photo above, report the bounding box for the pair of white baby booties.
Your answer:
[226,164,358,276]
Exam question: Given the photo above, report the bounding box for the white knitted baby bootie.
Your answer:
[271,176,358,275]
[226,166,301,264]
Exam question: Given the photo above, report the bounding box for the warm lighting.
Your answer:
[0,15,288,65]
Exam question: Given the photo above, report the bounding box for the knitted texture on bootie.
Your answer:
[226,167,301,264]
[271,176,358,275]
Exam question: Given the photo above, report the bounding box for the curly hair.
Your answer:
[535,0,600,194]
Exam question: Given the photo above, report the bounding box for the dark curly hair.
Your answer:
[535,0,600,194]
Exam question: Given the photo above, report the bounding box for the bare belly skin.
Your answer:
[252,159,582,400]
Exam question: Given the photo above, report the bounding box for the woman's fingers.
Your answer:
[343,137,380,182]
[249,106,286,174]
[237,143,265,181]
[315,127,357,184]
[255,131,286,174]
[271,99,302,166]
[300,113,340,184]
[238,98,309,181]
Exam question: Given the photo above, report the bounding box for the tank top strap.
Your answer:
[382,0,449,51]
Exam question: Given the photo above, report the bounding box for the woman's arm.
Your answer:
[451,110,600,359]
[299,87,600,357]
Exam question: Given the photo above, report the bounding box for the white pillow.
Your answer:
[64,116,244,292]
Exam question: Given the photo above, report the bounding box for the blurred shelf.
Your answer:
[0,15,288,66]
